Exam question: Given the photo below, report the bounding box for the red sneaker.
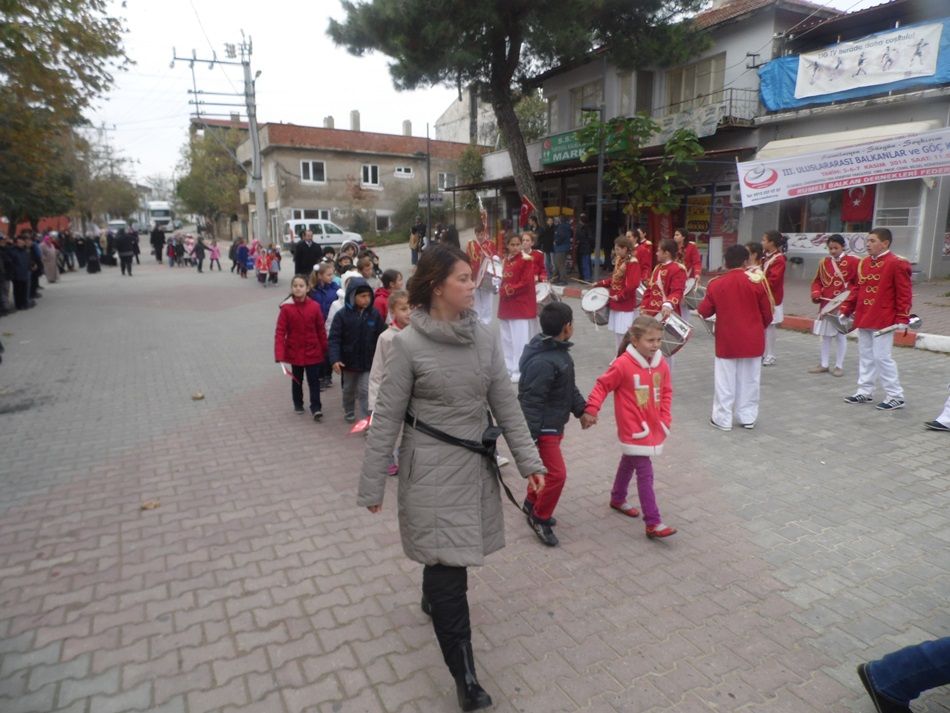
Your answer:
[645,523,677,538]
[610,501,640,518]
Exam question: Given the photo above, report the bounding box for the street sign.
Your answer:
[417,193,444,207]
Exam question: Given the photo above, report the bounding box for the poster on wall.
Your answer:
[786,232,869,255]
[737,127,950,207]
[795,22,943,99]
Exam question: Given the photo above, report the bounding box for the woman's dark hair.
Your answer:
[381,268,402,289]
[673,228,691,243]
[280,274,309,305]
[746,241,764,260]
[763,230,788,253]
[827,233,846,247]
[407,243,470,310]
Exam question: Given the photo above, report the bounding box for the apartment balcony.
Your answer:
[653,87,761,129]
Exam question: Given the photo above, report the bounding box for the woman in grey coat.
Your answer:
[359,244,545,711]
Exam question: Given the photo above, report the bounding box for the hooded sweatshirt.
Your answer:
[327,277,385,372]
[517,334,587,439]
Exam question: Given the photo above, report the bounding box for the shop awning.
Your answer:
[756,120,942,160]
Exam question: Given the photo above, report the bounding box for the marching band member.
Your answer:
[809,234,857,377]
[925,386,950,432]
[697,244,773,431]
[467,231,498,326]
[594,235,641,349]
[498,234,538,383]
[674,228,702,321]
[760,231,787,367]
[640,239,686,320]
[521,231,547,283]
[841,228,912,411]
[745,241,764,275]
[634,228,653,285]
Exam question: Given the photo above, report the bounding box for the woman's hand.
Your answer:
[527,474,545,495]
[332,361,344,374]
[367,505,382,513]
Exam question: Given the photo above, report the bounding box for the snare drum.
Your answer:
[581,287,610,326]
[660,312,693,357]
[535,282,560,312]
[477,256,503,292]
[684,281,706,311]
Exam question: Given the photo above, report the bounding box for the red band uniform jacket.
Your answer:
[640,261,686,317]
[497,253,537,320]
[696,268,773,359]
[841,251,912,330]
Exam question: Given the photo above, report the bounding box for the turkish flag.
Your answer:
[518,195,537,229]
[840,185,875,223]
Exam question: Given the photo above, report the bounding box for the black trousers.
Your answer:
[291,364,322,413]
[12,280,29,309]
[120,255,133,275]
[209,258,221,271]
[423,564,470,675]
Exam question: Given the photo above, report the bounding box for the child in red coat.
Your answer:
[584,316,676,538]
[275,275,329,419]
[497,234,538,382]
[595,234,641,350]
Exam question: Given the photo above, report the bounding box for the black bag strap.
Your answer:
[404,411,521,509]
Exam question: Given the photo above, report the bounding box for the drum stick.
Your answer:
[574,279,596,286]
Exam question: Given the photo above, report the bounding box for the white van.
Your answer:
[283,220,362,251]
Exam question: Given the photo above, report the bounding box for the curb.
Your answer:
[553,283,950,355]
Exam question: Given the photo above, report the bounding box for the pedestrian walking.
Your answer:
[208,239,222,271]
[228,240,238,272]
[40,234,59,283]
[497,234,537,383]
[194,236,207,273]
[115,229,134,276]
[761,230,787,366]
[518,301,590,547]
[367,289,411,475]
[373,269,403,324]
[857,636,950,713]
[634,228,653,284]
[809,234,857,377]
[552,217,572,285]
[130,229,140,264]
[574,213,593,282]
[293,229,322,278]
[925,385,950,432]
[150,226,165,263]
[328,277,384,423]
[584,315,677,539]
[358,243,545,712]
[538,215,556,280]
[268,246,281,285]
[236,239,248,279]
[274,275,328,420]
[593,234,641,350]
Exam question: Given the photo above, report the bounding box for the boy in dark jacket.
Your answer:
[328,278,385,423]
[518,301,591,546]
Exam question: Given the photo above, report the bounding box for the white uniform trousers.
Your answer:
[936,389,950,427]
[500,318,535,383]
[473,289,494,326]
[856,328,903,399]
[712,357,762,429]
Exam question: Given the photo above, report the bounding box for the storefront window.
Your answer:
[779,191,872,234]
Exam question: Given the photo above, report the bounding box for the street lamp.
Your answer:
[582,103,606,281]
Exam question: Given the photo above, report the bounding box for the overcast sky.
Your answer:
[89,0,885,183]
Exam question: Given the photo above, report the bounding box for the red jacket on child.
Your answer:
[373,287,390,323]
[274,296,328,366]
[762,251,786,306]
[585,345,672,457]
[635,240,653,283]
[696,268,773,359]
[840,250,912,330]
[529,248,547,282]
[678,242,702,280]
[810,254,857,311]
[640,261,686,317]
[498,253,536,320]
[596,258,641,312]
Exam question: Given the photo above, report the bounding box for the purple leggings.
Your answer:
[610,455,661,526]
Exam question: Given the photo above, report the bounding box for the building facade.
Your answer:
[235,116,481,243]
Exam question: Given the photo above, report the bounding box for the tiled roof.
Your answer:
[693,0,837,30]
[261,123,483,160]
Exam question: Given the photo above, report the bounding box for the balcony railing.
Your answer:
[653,87,761,126]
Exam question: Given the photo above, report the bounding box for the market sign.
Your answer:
[541,131,585,165]
[795,23,942,99]
[737,126,950,207]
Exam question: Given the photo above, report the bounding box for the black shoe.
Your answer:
[454,642,492,711]
[529,514,559,547]
[521,499,555,527]
[844,393,874,404]
[294,406,305,415]
[312,410,322,421]
[856,663,911,713]
[924,420,950,432]
[420,595,432,617]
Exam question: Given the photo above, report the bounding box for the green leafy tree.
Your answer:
[328,0,705,214]
[176,129,245,237]
[456,145,484,213]
[577,114,703,220]
[0,0,128,224]
[480,90,549,148]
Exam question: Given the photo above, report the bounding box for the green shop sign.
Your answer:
[541,131,585,166]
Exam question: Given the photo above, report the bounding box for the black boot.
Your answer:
[453,642,492,711]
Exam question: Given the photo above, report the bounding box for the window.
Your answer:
[376,213,391,232]
[635,71,654,115]
[666,53,725,110]
[293,209,331,220]
[618,73,634,116]
[324,223,343,236]
[437,172,456,191]
[361,164,380,187]
[300,160,326,184]
[394,166,414,178]
[292,209,303,220]
[570,80,603,128]
[547,95,559,133]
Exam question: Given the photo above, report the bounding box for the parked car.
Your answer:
[282,220,363,252]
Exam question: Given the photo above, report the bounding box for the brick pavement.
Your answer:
[0,249,948,713]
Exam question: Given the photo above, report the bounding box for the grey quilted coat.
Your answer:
[358,308,545,567]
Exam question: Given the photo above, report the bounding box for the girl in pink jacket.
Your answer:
[585,315,677,538]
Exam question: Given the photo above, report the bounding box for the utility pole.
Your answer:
[172,34,266,245]
[426,123,432,243]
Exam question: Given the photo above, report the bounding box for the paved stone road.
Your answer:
[1,246,948,713]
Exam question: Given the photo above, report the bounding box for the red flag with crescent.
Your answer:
[518,195,537,229]
[840,185,875,223]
